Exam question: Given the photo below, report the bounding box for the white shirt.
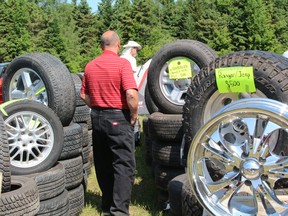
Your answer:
[121,54,137,72]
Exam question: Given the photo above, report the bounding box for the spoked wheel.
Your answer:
[188,98,288,216]
[148,40,218,114]
[2,53,76,126]
[1,100,63,175]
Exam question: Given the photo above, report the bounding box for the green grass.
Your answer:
[80,116,169,216]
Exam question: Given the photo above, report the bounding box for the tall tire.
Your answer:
[2,52,76,126]
[181,173,203,216]
[0,176,40,216]
[0,114,11,192]
[24,163,66,201]
[0,100,64,175]
[144,84,159,114]
[183,50,288,162]
[147,40,218,114]
[148,112,183,142]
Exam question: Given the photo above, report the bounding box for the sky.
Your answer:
[67,0,100,13]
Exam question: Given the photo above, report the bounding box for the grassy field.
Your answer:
[80,116,170,216]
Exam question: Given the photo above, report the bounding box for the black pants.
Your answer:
[91,108,135,216]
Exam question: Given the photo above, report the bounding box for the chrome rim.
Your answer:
[5,111,54,168]
[9,68,48,105]
[188,99,288,216]
[159,57,200,106]
[203,90,267,123]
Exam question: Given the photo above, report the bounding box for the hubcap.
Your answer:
[188,98,288,216]
[240,158,262,180]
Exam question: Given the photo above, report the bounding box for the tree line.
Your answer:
[0,0,287,73]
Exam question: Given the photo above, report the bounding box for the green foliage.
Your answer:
[0,0,287,72]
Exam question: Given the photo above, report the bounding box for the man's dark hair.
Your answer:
[100,31,119,49]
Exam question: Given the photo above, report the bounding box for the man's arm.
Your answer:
[80,92,91,107]
[126,89,138,125]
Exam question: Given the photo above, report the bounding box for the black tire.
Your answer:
[68,184,85,216]
[148,112,183,142]
[144,84,159,114]
[37,189,69,216]
[183,50,288,163]
[2,52,76,126]
[71,73,86,106]
[154,164,185,191]
[24,162,65,201]
[79,123,89,147]
[73,105,91,123]
[58,156,83,190]
[147,40,218,114]
[0,176,40,216]
[59,123,83,160]
[0,114,11,192]
[168,174,186,216]
[0,100,64,175]
[152,141,182,167]
[181,173,203,216]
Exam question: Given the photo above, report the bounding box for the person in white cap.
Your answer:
[283,50,288,58]
[121,40,142,72]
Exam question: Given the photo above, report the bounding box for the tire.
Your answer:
[0,100,64,175]
[152,141,182,167]
[0,176,40,216]
[58,156,83,190]
[144,84,159,114]
[73,105,91,123]
[68,184,85,216]
[154,164,185,191]
[168,174,186,216]
[148,112,183,142]
[187,98,288,215]
[147,40,218,114]
[24,162,65,201]
[59,123,83,160]
[2,52,76,126]
[37,189,69,216]
[0,114,11,192]
[183,50,288,162]
[181,174,203,216]
[71,73,85,106]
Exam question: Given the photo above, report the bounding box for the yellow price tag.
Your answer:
[168,58,192,79]
[215,66,256,93]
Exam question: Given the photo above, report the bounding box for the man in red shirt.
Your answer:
[81,30,138,216]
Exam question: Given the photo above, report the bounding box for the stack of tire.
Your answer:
[0,53,93,216]
[143,40,219,210]
[179,50,288,216]
[169,51,288,215]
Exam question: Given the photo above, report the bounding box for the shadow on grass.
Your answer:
[83,190,102,213]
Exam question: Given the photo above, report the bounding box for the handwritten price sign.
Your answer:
[168,58,192,79]
[215,66,256,93]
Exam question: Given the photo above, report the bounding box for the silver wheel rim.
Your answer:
[159,57,200,106]
[188,99,288,216]
[203,90,267,123]
[9,68,48,105]
[5,111,54,168]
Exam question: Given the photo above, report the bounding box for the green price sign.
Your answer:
[215,66,256,93]
[168,58,192,79]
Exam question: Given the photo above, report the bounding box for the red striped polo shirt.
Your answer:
[81,50,138,109]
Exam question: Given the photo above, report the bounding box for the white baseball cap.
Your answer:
[283,50,288,58]
[123,41,142,50]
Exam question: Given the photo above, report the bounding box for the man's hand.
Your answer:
[130,114,138,126]
[126,89,138,125]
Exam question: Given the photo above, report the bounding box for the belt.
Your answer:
[92,107,125,112]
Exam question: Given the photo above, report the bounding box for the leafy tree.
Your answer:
[0,0,32,62]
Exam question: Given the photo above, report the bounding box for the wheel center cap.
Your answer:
[241,158,262,180]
